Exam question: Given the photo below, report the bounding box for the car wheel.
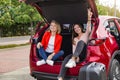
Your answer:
[109,59,120,80]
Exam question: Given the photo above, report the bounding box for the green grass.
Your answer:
[0,42,30,49]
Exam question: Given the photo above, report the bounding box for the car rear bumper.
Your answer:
[31,71,78,80]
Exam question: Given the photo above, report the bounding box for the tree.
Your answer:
[12,2,42,24]
[96,0,120,17]
[0,0,14,36]
[0,0,42,37]
[0,0,14,28]
[97,5,109,15]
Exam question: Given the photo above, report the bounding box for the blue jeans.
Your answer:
[38,47,64,61]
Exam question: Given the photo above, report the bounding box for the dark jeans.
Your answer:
[58,40,87,79]
[73,40,87,58]
[38,47,64,61]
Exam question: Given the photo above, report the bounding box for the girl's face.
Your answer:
[74,24,82,34]
[50,22,57,32]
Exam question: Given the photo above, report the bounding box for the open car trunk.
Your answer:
[26,0,89,24]
[25,0,98,24]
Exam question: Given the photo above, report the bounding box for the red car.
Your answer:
[23,0,120,80]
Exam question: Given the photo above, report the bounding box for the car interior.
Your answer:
[33,0,91,61]
[60,24,73,58]
[36,23,88,61]
[104,19,120,48]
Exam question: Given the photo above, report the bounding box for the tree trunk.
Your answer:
[30,22,34,36]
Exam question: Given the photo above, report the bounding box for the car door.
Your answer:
[104,18,120,50]
[115,19,120,32]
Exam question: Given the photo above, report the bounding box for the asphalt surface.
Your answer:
[0,45,29,73]
[0,45,36,80]
[0,36,36,80]
[0,67,35,80]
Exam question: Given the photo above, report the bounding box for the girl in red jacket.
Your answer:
[36,20,64,66]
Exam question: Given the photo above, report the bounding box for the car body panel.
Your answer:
[88,15,120,73]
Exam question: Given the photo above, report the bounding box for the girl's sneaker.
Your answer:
[36,59,46,66]
[65,59,76,68]
[46,59,54,66]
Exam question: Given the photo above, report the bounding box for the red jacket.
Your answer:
[41,31,62,54]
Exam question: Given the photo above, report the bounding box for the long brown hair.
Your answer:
[73,24,84,38]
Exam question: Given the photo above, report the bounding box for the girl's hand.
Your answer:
[37,42,42,49]
[47,53,55,60]
[88,8,93,20]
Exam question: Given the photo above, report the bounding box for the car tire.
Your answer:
[109,59,120,80]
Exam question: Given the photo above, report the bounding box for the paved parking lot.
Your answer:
[0,45,35,80]
[0,45,29,73]
[0,67,35,80]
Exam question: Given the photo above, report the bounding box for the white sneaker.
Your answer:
[65,59,76,68]
[36,59,46,66]
[46,59,54,66]
[57,77,63,80]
